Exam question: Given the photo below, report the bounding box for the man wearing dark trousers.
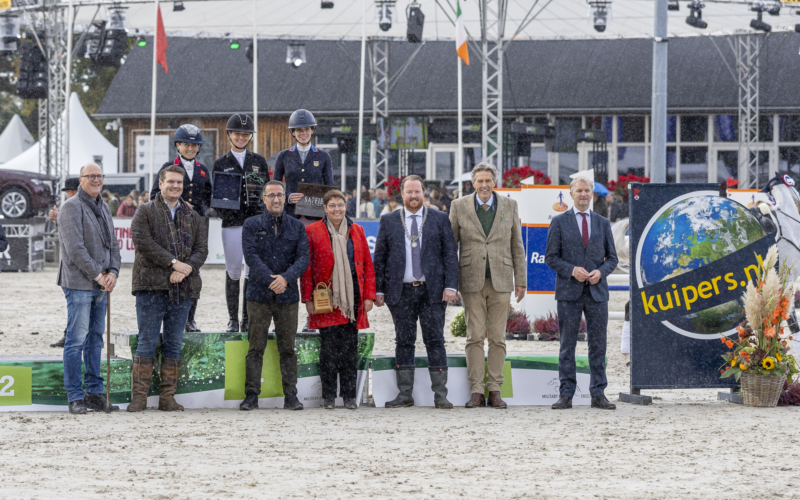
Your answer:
[545,176,618,410]
[240,180,310,411]
[373,175,459,409]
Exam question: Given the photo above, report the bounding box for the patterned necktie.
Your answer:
[580,212,589,248]
[482,203,489,211]
[411,214,422,280]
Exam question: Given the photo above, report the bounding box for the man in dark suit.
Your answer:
[545,176,618,410]
[374,175,459,409]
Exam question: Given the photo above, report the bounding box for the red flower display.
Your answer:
[502,166,551,188]
[606,174,650,201]
[385,175,404,197]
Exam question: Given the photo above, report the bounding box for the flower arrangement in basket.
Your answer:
[385,175,404,197]
[531,312,586,341]
[507,308,531,335]
[606,174,650,201]
[720,246,799,406]
[502,166,551,188]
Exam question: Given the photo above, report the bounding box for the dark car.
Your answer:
[0,169,58,219]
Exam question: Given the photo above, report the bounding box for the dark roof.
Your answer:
[96,34,800,118]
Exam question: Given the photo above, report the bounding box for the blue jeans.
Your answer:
[135,292,192,359]
[62,285,107,402]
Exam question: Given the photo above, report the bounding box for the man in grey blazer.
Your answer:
[545,176,618,410]
[57,163,121,414]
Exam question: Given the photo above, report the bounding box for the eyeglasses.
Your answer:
[81,174,105,181]
[326,204,346,210]
[263,193,285,200]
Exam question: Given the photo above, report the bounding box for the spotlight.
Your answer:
[173,1,185,12]
[321,1,334,8]
[750,10,772,33]
[767,2,780,16]
[795,23,800,33]
[136,35,147,47]
[230,39,240,50]
[245,41,253,63]
[0,15,20,54]
[686,1,707,29]
[668,1,680,11]
[406,1,424,43]
[377,1,394,32]
[587,2,611,33]
[285,43,306,68]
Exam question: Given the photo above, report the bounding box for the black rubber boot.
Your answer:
[284,393,304,410]
[241,278,249,333]
[429,369,453,409]
[385,367,415,408]
[225,274,240,333]
[239,392,258,411]
[185,299,200,333]
[84,392,120,412]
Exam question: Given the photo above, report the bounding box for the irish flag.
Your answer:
[455,0,469,65]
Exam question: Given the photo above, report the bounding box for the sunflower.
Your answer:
[762,357,776,370]
[776,353,783,362]
[740,363,748,370]
[731,359,737,366]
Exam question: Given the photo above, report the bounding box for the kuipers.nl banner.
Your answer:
[629,184,772,389]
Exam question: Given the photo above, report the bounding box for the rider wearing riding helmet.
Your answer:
[213,114,270,333]
[150,124,213,333]
[272,109,334,221]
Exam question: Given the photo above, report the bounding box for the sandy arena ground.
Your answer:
[1,266,799,499]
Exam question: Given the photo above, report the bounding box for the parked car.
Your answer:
[0,169,58,219]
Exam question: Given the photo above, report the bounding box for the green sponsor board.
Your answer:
[0,366,32,406]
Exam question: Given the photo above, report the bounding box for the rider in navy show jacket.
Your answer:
[272,143,334,218]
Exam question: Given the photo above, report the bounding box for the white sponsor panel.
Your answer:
[113,217,225,265]
[727,189,771,209]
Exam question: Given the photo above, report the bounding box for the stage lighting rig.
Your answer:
[286,43,306,68]
[321,1,334,8]
[173,1,185,12]
[796,23,800,33]
[750,4,772,33]
[376,1,396,32]
[245,41,253,63]
[0,15,20,54]
[668,1,680,11]
[686,1,707,29]
[406,1,424,43]
[587,2,611,33]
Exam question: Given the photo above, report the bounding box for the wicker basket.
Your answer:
[740,371,785,407]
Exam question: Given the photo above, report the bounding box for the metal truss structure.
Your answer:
[480,0,506,170]
[370,39,389,188]
[709,32,765,189]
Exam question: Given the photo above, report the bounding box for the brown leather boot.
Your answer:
[158,358,184,411]
[488,391,507,409]
[465,392,486,408]
[127,356,154,412]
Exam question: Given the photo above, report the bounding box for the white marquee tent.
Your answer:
[0,93,118,176]
[0,114,35,164]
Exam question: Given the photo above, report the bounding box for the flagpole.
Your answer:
[457,57,463,198]
[148,0,159,193]
[355,0,367,214]
[64,0,73,182]
[252,0,258,154]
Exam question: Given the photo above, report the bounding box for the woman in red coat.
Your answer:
[301,189,376,410]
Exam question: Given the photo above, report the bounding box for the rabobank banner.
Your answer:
[629,183,768,389]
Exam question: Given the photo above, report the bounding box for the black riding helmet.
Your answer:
[288,109,317,130]
[227,114,256,133]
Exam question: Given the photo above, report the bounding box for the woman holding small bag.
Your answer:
[301,190,376,410]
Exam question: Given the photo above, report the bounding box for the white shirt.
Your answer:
[164,198,181,219]
[575,208,591,240]
[231,149,247,167]
[403,207,425,283]
[180,157,195,180]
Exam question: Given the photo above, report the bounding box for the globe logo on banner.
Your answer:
[635,193,767,339]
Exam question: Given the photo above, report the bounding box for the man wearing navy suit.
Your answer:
[374,175,459,409]
[545,176,618,410]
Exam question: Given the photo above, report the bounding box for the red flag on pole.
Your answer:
[156,5,168,73]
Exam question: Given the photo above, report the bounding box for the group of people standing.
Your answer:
[55,108,618,414]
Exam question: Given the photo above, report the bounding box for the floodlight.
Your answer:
[750,10,771,32]
[795,23,800,32]
[377,1,393,31]
[587,2,611,33]
[668,1,680,11]
[136,36,147,47]
[173,1,185,12]
[686,1,707,29]
[230,40,240,50]
[285,43,306,68]
[767,3,781,16]
[321,1,334,8]
[406,1,424,43]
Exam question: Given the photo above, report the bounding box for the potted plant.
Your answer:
[506,308,531,340]
[531,312,587,341]
[720,246,799,407]
[450,310,467,338]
